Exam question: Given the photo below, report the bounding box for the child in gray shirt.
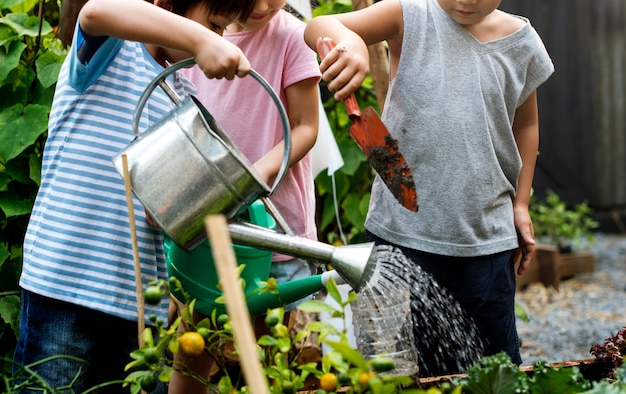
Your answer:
[305,0,554,376]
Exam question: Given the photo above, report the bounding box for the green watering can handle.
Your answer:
[243,200,272,229]
[131,58,292,195]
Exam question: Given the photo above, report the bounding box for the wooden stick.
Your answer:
[205,215,269,394]
[122,154,145,348]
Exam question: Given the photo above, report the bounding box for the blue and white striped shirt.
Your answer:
[21,28,196,323]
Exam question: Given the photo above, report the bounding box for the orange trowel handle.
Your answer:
[316,37,361,117]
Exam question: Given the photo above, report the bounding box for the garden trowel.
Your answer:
[316,37,419,212]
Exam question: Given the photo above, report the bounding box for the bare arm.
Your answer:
[303,0,403,100]
[512,90,539,275]
[79,0,250,79]
[253,78,320,184]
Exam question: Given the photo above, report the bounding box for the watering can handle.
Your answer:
[131,58,292,194]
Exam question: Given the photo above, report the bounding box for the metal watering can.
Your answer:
[113,59,378,314]
[112,58,291,252]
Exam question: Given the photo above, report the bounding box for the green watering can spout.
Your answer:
[245,270,344,316]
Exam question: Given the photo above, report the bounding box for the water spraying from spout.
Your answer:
[354,245,486,377]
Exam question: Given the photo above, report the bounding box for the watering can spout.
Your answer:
[227,223,377,291]
[328,243,377,291]
[246,270,344,316]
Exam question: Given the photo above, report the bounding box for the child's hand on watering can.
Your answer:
[193,36,251,80]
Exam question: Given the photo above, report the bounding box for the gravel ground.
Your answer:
[516,233,626,366]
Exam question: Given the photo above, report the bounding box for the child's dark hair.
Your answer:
[159,0,255,23]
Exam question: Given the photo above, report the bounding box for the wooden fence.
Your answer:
[500,1,626,217]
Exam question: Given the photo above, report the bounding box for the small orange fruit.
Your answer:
[358,371,374,386]
[319,372,338,392]
[179,331,205,357]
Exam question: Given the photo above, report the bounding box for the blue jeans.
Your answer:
[366,231,522,365]
[13,290,166,393]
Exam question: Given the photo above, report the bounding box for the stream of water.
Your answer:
[352,245,486,377]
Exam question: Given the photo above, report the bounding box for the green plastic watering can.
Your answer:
[165,200,340,316]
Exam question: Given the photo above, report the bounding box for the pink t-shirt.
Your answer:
[184,10,321,260]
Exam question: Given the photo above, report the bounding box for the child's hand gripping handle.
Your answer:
[316,37,361,117]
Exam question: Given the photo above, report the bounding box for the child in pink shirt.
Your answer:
[171,0,321,391]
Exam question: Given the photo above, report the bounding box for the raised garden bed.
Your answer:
[516,245,595,291]
[418,358,611,388]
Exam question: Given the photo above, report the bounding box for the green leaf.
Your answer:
[30,70,57,106]
[297,299,335,313]
[338,142,367,176]
[306,321,340,338]
[36,49,65,88]
[5,155,31,184]
[142,327,154,347]
[0,23,17,48]
[0,241,11,268]
[293,329,309,344]
[0,103,49,163]
[257,334,278,347]
[463,353,527,394]
[277,336,291,353]
[514,301,529,323]
[28,152,41,185]
[9,0,38,14]
[0,40,25,83]
[464,365,521,393]
[314,171,332,196]
[529,363,590,393]
[342,192,368,231]
[298,362,322,377]
[319,192,340,232]
[0,189,33,217]
[158,367,172,382]
[128,349,145,362]
[0,294,20,338]
[1,13,53,37]
[0,0,25,10]
[264,366,281,380]
[0,173,10,191]
[325,276,344,307]
[324,350,346,369]
[324,340,368,370]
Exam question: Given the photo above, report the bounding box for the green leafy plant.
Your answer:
[0,0,67,375]
[529,190,599,253]
[7,275,626,392]
[122,275,417,394]
[453,352,593,394]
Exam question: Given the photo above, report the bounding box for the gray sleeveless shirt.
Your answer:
[365,0,554,257]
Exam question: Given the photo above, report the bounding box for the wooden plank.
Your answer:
[418,358,611,388]
[205,215,269,394]
[558,251,595,277]
[516,246,595,291]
